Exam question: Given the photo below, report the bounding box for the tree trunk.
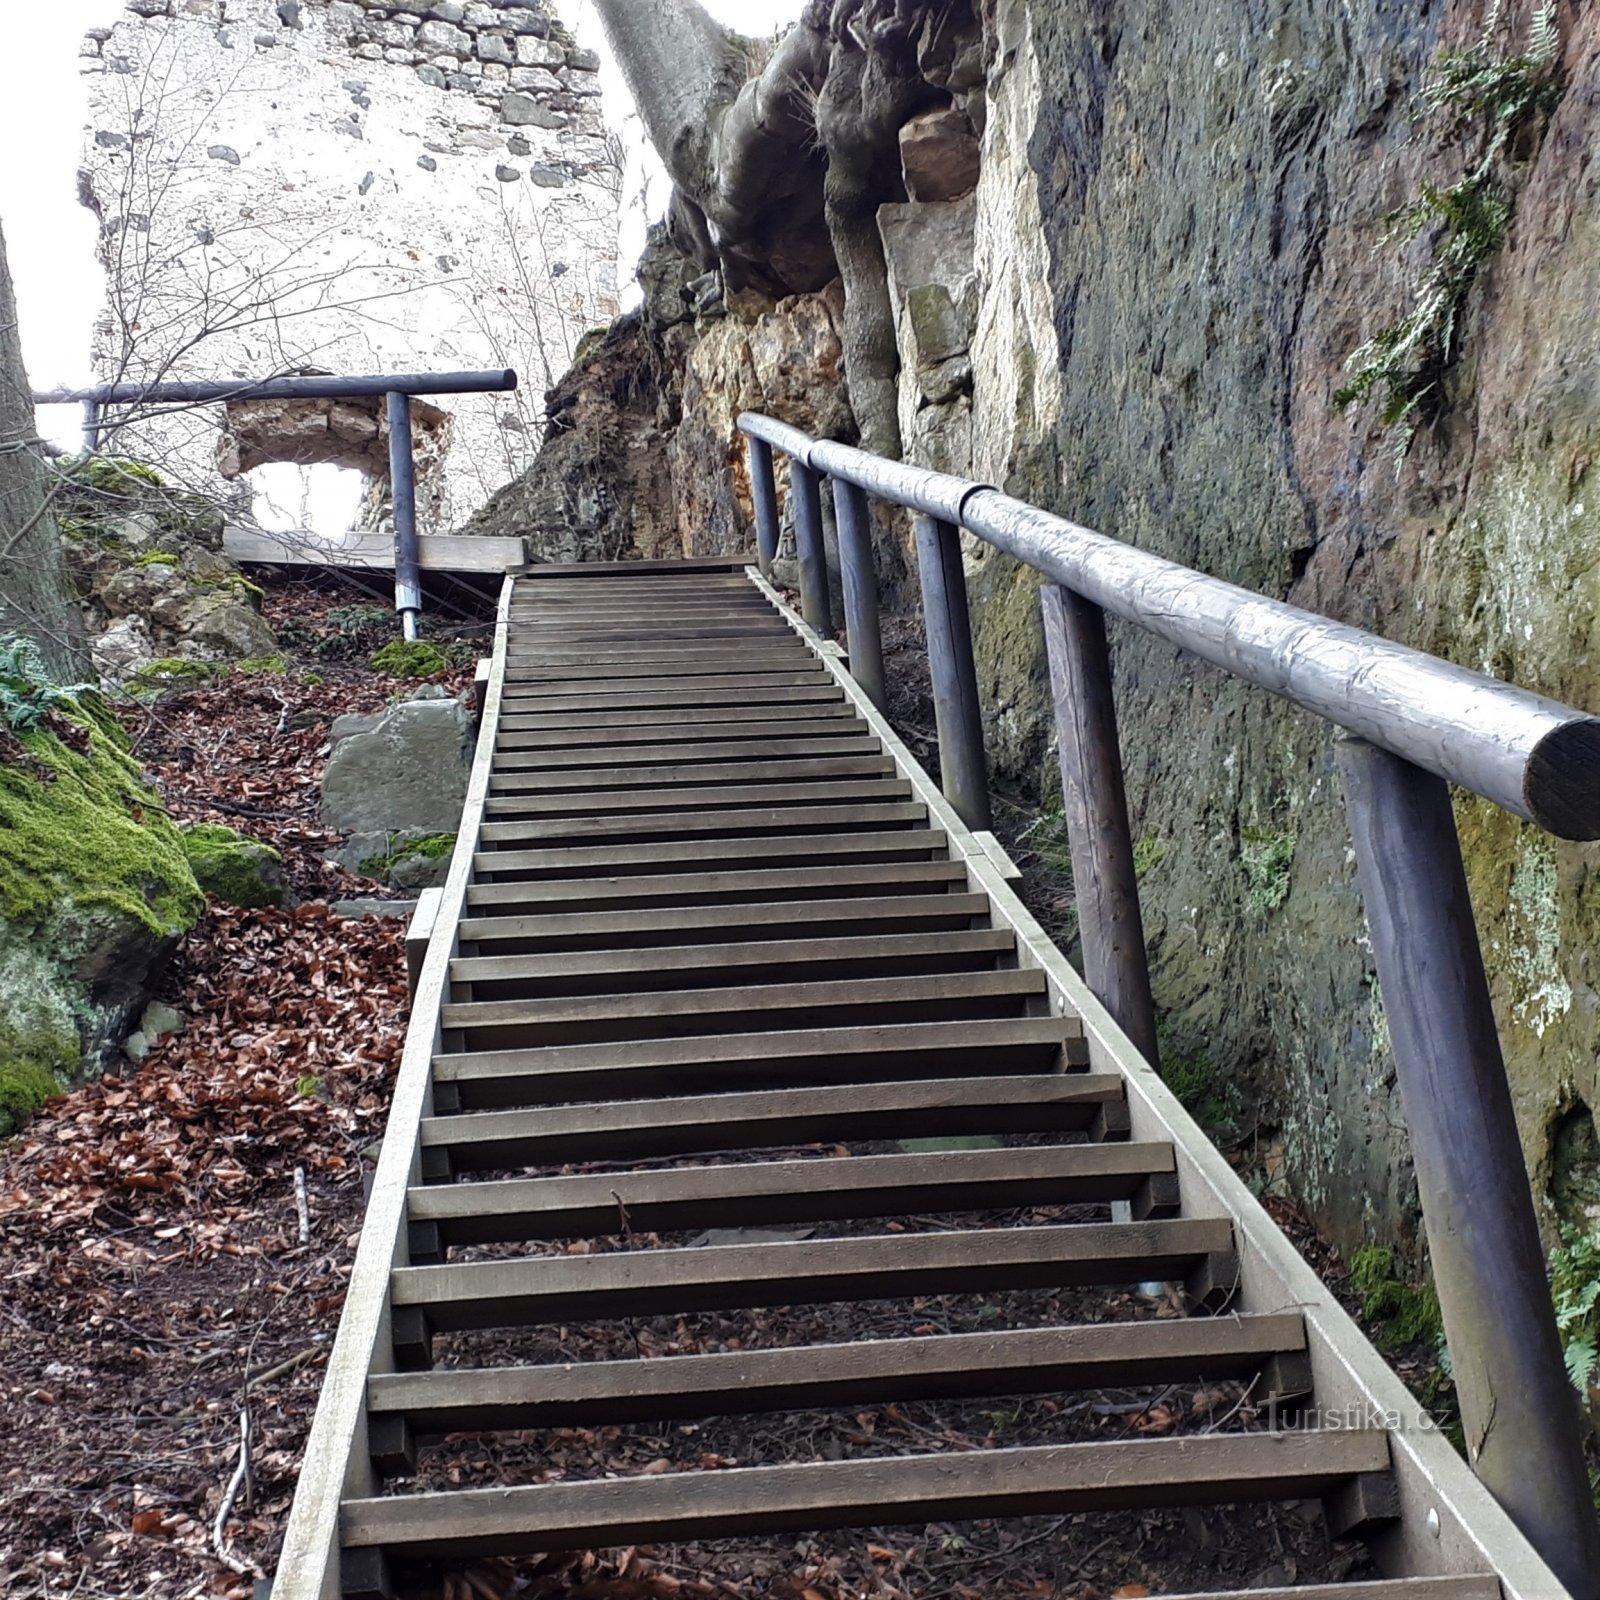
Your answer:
[0,216,88,682]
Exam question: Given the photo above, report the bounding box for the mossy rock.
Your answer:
[181,824,286,908]
[1350,1245,1445,1349]
[0,1057,61,1137]
[371,640,449,678]
[233,654,287,675]
[125,657,224,696]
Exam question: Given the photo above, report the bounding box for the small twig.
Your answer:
[244,1346,323,1390]
[211,1408,264,1578]
[293,1166,311,1245]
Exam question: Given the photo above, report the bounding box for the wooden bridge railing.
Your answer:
[738,410,1600,1597]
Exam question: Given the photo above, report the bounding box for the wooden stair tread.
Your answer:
[367,1312,1306,1436]
[482,780,914,817]
[409,1142,1174,1244]
[513,686,845,713]
[420,1073,1129,1168]
[388,1217,1238,1331]
[451,928,1012,986]
[342,1432,1384,1559]
[502,671,830,697]
[493,754,888,784]
[454,893,992,951]
[479,800,925,840]
[499,702,861,732]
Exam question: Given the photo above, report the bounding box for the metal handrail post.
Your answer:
[790,456,833,636]
[1338,737,1600,1594]
[386,391,422,641]
[833,477,886,714]
[913,512,989,830]
[747,435,780,579]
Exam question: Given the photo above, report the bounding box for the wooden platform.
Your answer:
[270,562,1569,1600]
[223,526,527,572]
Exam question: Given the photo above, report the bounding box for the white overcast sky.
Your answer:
[0,0,804,445]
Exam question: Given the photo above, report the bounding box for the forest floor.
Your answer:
[0,576,1465,1600]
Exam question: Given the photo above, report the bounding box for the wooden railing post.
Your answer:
[1336,737,1600,1596]
[913,512,990,831]
[1040,585,1161,1068]
[790,457,833,637]
[747,435,780,579]
[832,477,887,714]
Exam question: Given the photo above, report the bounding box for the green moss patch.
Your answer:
[0,718,201,938]
[233,654,287,675]
[181,824,284,909]
[359,832,456,878]
[125,658,224,696]
[1349,1245,1445,1350]
[371,640,448,678]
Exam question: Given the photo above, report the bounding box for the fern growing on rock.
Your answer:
[1335,4,1563,467]
[0,633,96,733]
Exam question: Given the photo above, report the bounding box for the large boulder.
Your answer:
[321,691,475,837]
[0,698,202,1130]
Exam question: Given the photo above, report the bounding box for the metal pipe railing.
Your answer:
[36,369,519,635]
[737,408,1600,1595]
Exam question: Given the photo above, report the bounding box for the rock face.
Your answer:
[511,2,1600,1259]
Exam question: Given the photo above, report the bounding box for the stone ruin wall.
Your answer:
[78,0,621,535]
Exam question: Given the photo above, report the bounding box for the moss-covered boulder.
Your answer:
[180,824,286,908]
[0,698,203,1129]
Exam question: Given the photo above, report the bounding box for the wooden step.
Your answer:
[367,1311,1306,1442]
[509,685,844,714]
[480,803,926,847]
[455,893,992,954]
[408,1142,1176,1247]
[342,1430,1387,1564]
[493,738,881,772]
[503,671,830,699]
[422,1073,1127,1171]
[388,1217,1238,1336]
[500,702,860,733]
[431,1018,1085,1109]
[483,780,912,817]
[491,753,893,785]
[473,828,950,881]
[450,929,1013,998]
[502,723,870,752]
[506,654,815,677]
[440,969,1046,1049]
[507,625,787,646]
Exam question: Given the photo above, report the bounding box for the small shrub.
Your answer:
[1020,807,1074,879]
[370,640,448,678]
[1241,826,1295,917]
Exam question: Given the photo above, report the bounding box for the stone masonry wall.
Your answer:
[79,0,619,533]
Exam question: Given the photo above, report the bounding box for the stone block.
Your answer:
[495,163,521,182]
[565,47,599,71]
[386,46,418,63]
[321,697,474,836]
[416,153,438,170]
[501,7,549,35]
[529,164,566,188]
[906,282,968,367]
[514,34,562,66]
[327,2,365,36]
[475,31,511,62]
[129,0,173,14]
[428,0,466,20]
[207,144,242,164]
[501,87,560,124]
[417,17,469,53]
[481,60,508,80]
[462,0,501,23]
[353,41,383,57]
[898,106,980,202]
[558,66,603,96]
[415,61,447,86]
[508,65,559,94]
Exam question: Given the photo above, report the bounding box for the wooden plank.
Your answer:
[480,800,922,840]
[450,929,1013,994]
[483,780,912,817]
[502,723,876,752]
[513,555,756,575]
[343,1430,1386,1558]
[473,829,950,880]
[409,1143,1175,1245]
[441,968,1046,1048]
[431,1017,1084,1108]
[506,685,844,713]
[223,527,525,572]
[506,655,815,678]
[500,703,860,733]
[454,893,993,953]
[464,859,970,912]
[493,737,881,769]
[503,672,830,697]
[389,1218,1237,1331]
[367,1312,1306,1437]
[422,1074,1127,1170]
[491,754,895,786]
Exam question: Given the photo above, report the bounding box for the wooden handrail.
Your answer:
[737,408,1600,1595]
[739,411,1600,839]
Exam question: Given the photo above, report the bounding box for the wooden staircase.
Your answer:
[272,559,1571,1600]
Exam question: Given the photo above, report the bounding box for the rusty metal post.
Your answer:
[913,512,989,831]
[1041,584,1161,1067]
[832,477,886,714]
[1337,736,1600,1598]
[790,457,833,637]
[386,390,421,642]
[747,435,780,580]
